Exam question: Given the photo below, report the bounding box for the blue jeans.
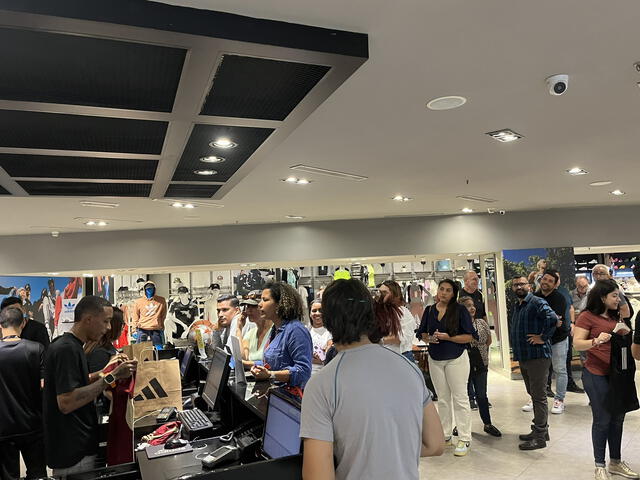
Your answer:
[582,369,625,465]
[550,338,568,401]
[469,371,491,425]
[138,329,163,347]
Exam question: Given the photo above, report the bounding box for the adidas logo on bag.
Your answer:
[134,378,169,401]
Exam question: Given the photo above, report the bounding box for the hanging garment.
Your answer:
[605,331,639,414]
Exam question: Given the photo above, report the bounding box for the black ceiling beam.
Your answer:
[0,0,368,58]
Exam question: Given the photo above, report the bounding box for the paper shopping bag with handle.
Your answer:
[122,341,155,363]
[132,358,182,419]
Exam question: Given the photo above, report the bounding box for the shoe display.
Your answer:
[546,387,555,398]
[518,438,546,450]
[470,399,478,410]
[519,430,550,441]
[609,461,639,479]
[453,440,470,456]
[484,424,502,437]
[567,383,585,394]
[595,466,612,479]
[551,399,565,414]
[521,401,533,412]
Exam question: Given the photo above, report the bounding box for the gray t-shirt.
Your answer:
[300,343,431,480]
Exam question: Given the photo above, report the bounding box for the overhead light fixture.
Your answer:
[184,204,195,209]
[456,195,497,203]
[97,221,108,227]
[426,95,467,111]
[610,189,626,196]
[82,273,93,277]
[47,272,60,275]
[461,208,474,213]
[165,199,223,209]
[486,129,523,143]
[286,215,305,219]
[172,202,183,208]
[85,221,96,226]
[566,167,588,176]
[80,201,119,209]
[289,164,368,181]
[590,181,612,187]
[194,169,217,176]
[392,195,412,202]
[209,138,237,149]
[200,156,225,163]
[282,177,311,185]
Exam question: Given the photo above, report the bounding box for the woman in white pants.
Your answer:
[417,279,477,457]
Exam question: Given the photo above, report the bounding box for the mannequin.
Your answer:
[204,283,221,326]
[167,286,198,340]
[132,281,167,346]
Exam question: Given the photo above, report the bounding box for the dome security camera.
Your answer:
[499,210,506,215]
[546,74,569,95]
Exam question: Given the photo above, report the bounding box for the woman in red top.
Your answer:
[574,279,638,480]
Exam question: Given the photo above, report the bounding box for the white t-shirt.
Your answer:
[310,326,332,372]
[383,306,416,354]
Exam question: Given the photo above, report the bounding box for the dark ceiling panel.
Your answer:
[171,124,274,182]
[0,110,167,154]
[165,184,221,198]
[0,28,185,112]
[0,154,157,180]
[0,185,9,195]
[18,181,151,197]
[201,55,330,120]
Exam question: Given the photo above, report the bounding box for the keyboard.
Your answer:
[178,408,214,435]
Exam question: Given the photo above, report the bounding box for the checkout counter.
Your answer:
[70,347,303,480]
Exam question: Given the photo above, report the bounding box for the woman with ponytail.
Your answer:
[375,280,417,361]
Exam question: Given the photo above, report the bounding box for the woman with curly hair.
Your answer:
[250,282,313,388]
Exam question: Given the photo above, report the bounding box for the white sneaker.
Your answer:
[453,440,470,457]
[595,466,611,479]
[521,401,533,412]
[551,399,565,414]
[608,460,639,478]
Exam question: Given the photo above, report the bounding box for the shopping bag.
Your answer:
[122,341,155,363]
[132,358,182,419]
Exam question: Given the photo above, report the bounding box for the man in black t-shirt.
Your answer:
[534,270,569,414]
[44,296,137,477]
[1,296,50,349]
[461,271,487,320]
[0,307,46,480]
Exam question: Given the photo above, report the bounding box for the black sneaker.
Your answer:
[519,431,550,441]
[488,401,493,408]
[470,399,478,410]
[484,424,502,437]
[546,387,555,398]
[519,438,546,450]
[566,383,585,394]
[452,426,458,436]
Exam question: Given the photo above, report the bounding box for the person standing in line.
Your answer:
[239,293,272,367]
[132,281,167,347]
[1,296,50,351]
[417,279,477,457]
[574,279,638,480]
[0,307,47,480]
[44,296,137,478]
[570,276,591,373]
[510,276,557,450]
[634,268,640,361]
[458,296,501,437]
[533,270,570,414]
[377,280,417,361]
[300,279,444,480]
[309,301,332,373]
[591,264,632,320]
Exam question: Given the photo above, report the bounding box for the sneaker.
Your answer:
[551,399,565,414]
[488,401,493,408]
[518,438,546,450]
[453,440,470,456]
[452,426,458,437]
[595,466,612,480]
[546,387,555,398]
[567,382,585,394]
[608,461,639,478]
[444,436,452,446]
[484,424,502,437]
[470,399,478,410]
[521,401,533,412]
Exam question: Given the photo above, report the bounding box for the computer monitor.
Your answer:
[262,391,302,459]
[201,347,231,411]
[180,348,194,378]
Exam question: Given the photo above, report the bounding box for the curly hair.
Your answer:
[264,282,304,322]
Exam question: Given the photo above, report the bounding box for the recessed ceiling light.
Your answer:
[184,204,195,209]
[426,95,467,111]
[47,272,60,275]
[486,129,523,143]
[209,138,237,149]
[285,176,298,183]
[171,202,183,208]
[82,273,93,277]
[97,221,108,227]
[85,221,96,226]
[200,156,225,163]
[392,195,412,202]
[286,215,305,219]
[590,181,612,187]
[194,169,217,176]
[296,178,310,185]
[610,189,626,196]
[461,208,474,213]
[282,177,311,185]
[566,167,588,176]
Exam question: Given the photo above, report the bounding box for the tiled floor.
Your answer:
[421,369,640,479]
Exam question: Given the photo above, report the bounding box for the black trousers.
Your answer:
[0,432,47,480]
[520,357,551,438]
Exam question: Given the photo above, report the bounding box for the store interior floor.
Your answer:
[421,369,640,480]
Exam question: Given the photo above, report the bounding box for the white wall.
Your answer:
[1,205,638,275]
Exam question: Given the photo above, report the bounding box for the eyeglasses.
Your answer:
[512,282,528,287]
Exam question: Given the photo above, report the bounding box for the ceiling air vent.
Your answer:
[456,195,497,203]
[289,165,367,181]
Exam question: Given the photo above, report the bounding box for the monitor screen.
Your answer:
[180,348,194,377]
[263,393,302,459]
[202,348,231,411]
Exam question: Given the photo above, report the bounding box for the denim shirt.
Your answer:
[510,293,557,362]
[263,319,313,388]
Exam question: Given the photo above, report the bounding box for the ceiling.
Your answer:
[1,0,640,236]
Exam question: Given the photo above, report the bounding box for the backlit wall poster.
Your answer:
[0,276,84,340]
[502,247,576,373]
[94,276,114,304]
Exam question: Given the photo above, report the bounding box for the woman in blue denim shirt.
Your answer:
[250,282,313,388]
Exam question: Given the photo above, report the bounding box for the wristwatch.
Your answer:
[103,373,116,386]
